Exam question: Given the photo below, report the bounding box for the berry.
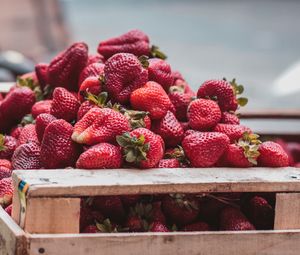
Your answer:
[182,221,210,231]
[168,90,193,122]
[12,142,41,170]
[31,100,52,118]
[0,177,13,207]
[213,124,252,143]
[35,63,49,90]
[158,158,180,168]
[258,141,289,167]
[0,135,17,160]
[149,221,169,232]
[148,58,173,91]
[35,114,57,142]
[78,62,105,87]
[17,124,39,146]
[78,77,102,102]
[221,112,240,125]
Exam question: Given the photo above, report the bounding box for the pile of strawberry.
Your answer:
[0,30,291,216]
[79,192,274,233]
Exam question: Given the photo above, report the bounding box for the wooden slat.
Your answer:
[12,167,300,197]
[24,197,80,234]
[0,82,14,93]
[240,109,300,119]
[274,193,300,230]
[0,207,26,255]
[27,230,300,255]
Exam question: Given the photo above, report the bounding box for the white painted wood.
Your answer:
[0,82,14,93]
[12,167,300,197]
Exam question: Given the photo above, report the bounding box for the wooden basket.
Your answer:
[1,167,300,255]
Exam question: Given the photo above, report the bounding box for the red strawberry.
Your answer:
[162,194,199,227]
[125,215,145,232]
[149,221,169,232]
[98,29,150,59]
[10,126,23,139]
[35,113,57,142]
[78,77,102,102]
[12,142,41,170]
[72,107,130,145]
[121,195,141,208]
[219,207,255,231]
[0,135,17,160]
[48,42,88,91]
[0,177,13,207]
[223,132,261,167]
[0,87,36,132]
[104,53,148,104]
[197,79,247,112]
[152,111,184,148]
[0,166,12,180]
[173,79,195,96]
[5,204,12,216]
[93,196,125,223]
[0,159,12,170]
[182,221,211,231]
[180,122,189,131]
[17,124,39,146]
[148,58,173,91]
[50,87,80,122]
[130,81,174,120]
[258,141,289,167]
[35,63,49,89]
[243,196,274,230]
[40,119,80,168]
[172,71,185,82]
[116,128,164,169]
[31,100,52,118]
[221,112,240,124]
[168,90,193,122]
[214,124,252,143]
[158,158,180,168]
[187,99,221,131]
[182,131,229,167]
[78,62,105,87]
[77,101,97,121]
[82,225,98,233]
[76,143,122,169]
[87,54,105,65]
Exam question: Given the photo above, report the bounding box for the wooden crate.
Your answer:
[1,167,300,255]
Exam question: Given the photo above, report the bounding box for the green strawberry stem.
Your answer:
[150,45,167,60]
[0,134,6,151]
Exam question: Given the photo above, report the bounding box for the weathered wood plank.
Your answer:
[24,197,80,234]
[274,193,300,230]
[12,167,300,197]
[0,207,26,255]
[27,230,300,255]
[240,109,300,119]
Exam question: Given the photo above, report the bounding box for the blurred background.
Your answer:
[0,0,300,111]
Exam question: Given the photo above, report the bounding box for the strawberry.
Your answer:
[182,131,229,167]
[243,196,274,230]
[221,112,240,125]
[182,221,211,231]
[150,201,166,224]
[78,62,105,88]
[121,195,141,208]
[0,159,12,170]
[93,196,126,223]
[149,221,169,232]
[10,126,23,139]
[98,29,150,59]
[78,77,102,102]
[173,79,195,96]
[172,71,184,82]
[197,79,247,112]
[83,225,99,233]
[162,194,199,227]
[116,128,164,169]
[40,119,80,168]
[158,158,180,168]
[0,135,17,160]
[0,87,36,132]
[31,100,52,118]
[168,90,193,121]
[187,98,221,131]
[50,87,80,122]
[5,204,12,216]
[152,111,184,147]
[77,101,96,121]
[180,122,189,131]
[72,107,130,145]
[0,177,13,207]
[122,110,151,130]
[0,166,12,180]
[17,124,39,146]
[48,42,88,91]
[148,58,173,91]
[126,203,152,232]
[35,113,57,142]
[104,53,148,104]
[219,206,255,231]
[12,142,41,170]
[76,143,122,169]
[125,215,145,232]
[35,63,49,90]
[223,132,261,167]
[130,81,174,120]
[213,124,252,143]
[87,54,104,65]
[258,141,289,167]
